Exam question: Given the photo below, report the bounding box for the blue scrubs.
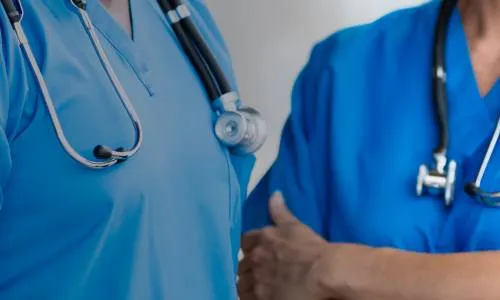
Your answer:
[243,0,500,253]
[0,0,254,299]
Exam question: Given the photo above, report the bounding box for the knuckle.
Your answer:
[254,284,267,300]
[260,227,276,240]
[239,256,253,271]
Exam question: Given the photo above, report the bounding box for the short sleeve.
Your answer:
[242,40,338,237]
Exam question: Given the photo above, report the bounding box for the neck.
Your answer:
[100,0,120,8]
[460,0,500,95]
[460,0,500,38]
[100,0,132,38]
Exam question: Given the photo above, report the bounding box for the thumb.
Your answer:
[269,191,298,226]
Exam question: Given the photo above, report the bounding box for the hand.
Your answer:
[238,192,333,300]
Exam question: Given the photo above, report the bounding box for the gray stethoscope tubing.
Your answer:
[417,0,500,207]
[1,0,142,168]
[0,0,266,169]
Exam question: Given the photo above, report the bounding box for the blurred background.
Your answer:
[204,0,427,190]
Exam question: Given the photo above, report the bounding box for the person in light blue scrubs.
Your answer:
[0,0,257,299]
[239,0,500,299]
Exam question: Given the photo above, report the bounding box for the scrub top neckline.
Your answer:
[484,81,500,120]
[85,0,146,71]
[85,0,154,94]
[86,0,137,42]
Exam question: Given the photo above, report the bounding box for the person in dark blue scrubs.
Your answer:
[239,0,500,299]
[0,0,256,299]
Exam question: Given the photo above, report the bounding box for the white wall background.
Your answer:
[204,0,427,190]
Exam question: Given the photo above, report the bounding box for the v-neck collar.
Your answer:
[85,0,154,95]
[445,7,498,159]
[87,0,136,42]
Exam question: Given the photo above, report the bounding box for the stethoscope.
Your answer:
[0,0,266,169]
[417,0,500,207]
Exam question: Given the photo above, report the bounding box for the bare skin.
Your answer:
[461,0,500,95]
[239,1,500,300]
[100,0,133,38]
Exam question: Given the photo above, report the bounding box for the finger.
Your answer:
[241,230,261,254]
[251,245,273,265]
[238,255,254,275]
[254,283,272,300]
[269,191,299,226]
[253,264,276,285]
[258,227,282,251]
[237,274,255,294]
[238,291,257,300]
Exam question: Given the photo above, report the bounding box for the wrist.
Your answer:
[310,243,351,299]
[313,243,382,299]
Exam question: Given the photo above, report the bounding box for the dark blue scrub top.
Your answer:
[0,0,254,299]
[243,0,500,253]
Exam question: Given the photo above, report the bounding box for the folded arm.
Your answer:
[319,244,500,300]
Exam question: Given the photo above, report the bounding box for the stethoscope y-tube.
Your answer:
[418,0,500,207]
[0,0,267,169]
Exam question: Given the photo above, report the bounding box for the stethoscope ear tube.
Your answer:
[157,0,221,101]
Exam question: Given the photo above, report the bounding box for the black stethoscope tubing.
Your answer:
[158,0,231,102]
[419,0,500,206]
[432,0,457,156]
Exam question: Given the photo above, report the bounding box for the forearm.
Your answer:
[318,244,500,300]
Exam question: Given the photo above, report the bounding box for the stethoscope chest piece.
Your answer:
[417,157,457,206]
[215,106,267,156]
[215,111,248,145]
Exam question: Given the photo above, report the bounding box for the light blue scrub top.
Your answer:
[243,0,500,253]
[0,0,254,299]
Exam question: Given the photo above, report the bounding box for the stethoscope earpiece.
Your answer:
[93,146,129,163]
[464,182,478,197]
[94,145,114,160]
